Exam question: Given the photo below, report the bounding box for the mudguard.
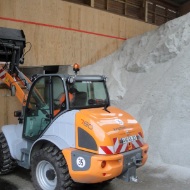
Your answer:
[43,110,78,147]
[29,110,79,163]
[1,124,27,160]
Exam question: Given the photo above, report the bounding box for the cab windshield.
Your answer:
[68,80,109,109]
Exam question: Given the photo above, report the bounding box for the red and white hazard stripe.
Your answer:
[0,68,6,80]
[99,132,144,155]
[98,146,114,155]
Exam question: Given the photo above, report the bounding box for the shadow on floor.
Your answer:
[0,178,18,190]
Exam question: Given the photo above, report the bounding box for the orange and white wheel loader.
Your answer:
[0,27,148,190]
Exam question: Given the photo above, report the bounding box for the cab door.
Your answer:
[23,76,66,140]
[23,76,52,140]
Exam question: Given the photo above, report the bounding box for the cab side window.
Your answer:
[52,77,65,116]
[23,77,51,140]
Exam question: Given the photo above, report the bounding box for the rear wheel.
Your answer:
[31,145,76,190]
[0,132,17,174]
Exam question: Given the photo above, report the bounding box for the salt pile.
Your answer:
[80,12,190,174]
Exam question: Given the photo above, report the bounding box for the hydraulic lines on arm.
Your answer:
[0,27,31,106]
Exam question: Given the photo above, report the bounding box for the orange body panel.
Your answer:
[63,148,123,183]
[75,106,144,154]
[63,143,148,183]
[62,106,149,183]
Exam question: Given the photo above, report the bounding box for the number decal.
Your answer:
[120,135,137,144]
[76,157,86,168]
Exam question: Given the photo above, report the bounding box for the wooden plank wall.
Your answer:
[95,0,144,19]
[147,0,178,25]
[65,0,180,25]
[0,0,157,126]
[180,1,190,15]
[0,89,21,129]
[0,0,157,68]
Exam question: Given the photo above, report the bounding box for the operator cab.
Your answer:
[22,74,110,141]
[68,75,110,109]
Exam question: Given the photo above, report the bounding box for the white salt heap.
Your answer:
[80,12,190,178]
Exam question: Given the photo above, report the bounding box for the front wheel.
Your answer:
[0,132,17,174]
[31,145,76,190]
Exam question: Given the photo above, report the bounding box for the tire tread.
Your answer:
[31,145,76,190]
[0,132,17,175]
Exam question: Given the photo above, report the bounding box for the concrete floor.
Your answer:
[0,165,189,190]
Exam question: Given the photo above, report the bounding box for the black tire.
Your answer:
[0,132,17,174]
[31,145,76,190]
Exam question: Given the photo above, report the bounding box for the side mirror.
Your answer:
[14,110,22,117]
[14,110,23,124]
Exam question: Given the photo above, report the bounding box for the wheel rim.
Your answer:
[36,160,57,190]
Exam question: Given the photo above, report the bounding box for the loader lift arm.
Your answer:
[0,27,31,106]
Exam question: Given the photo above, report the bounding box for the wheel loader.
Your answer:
[0,27,148,190]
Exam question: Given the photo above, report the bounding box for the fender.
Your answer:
[28,136,71,166]
[29,110,79,164]
[1,124,27,160]
[43,110,79,147]
[30,135,70,155]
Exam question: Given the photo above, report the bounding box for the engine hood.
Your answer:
[75,106,145,154]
